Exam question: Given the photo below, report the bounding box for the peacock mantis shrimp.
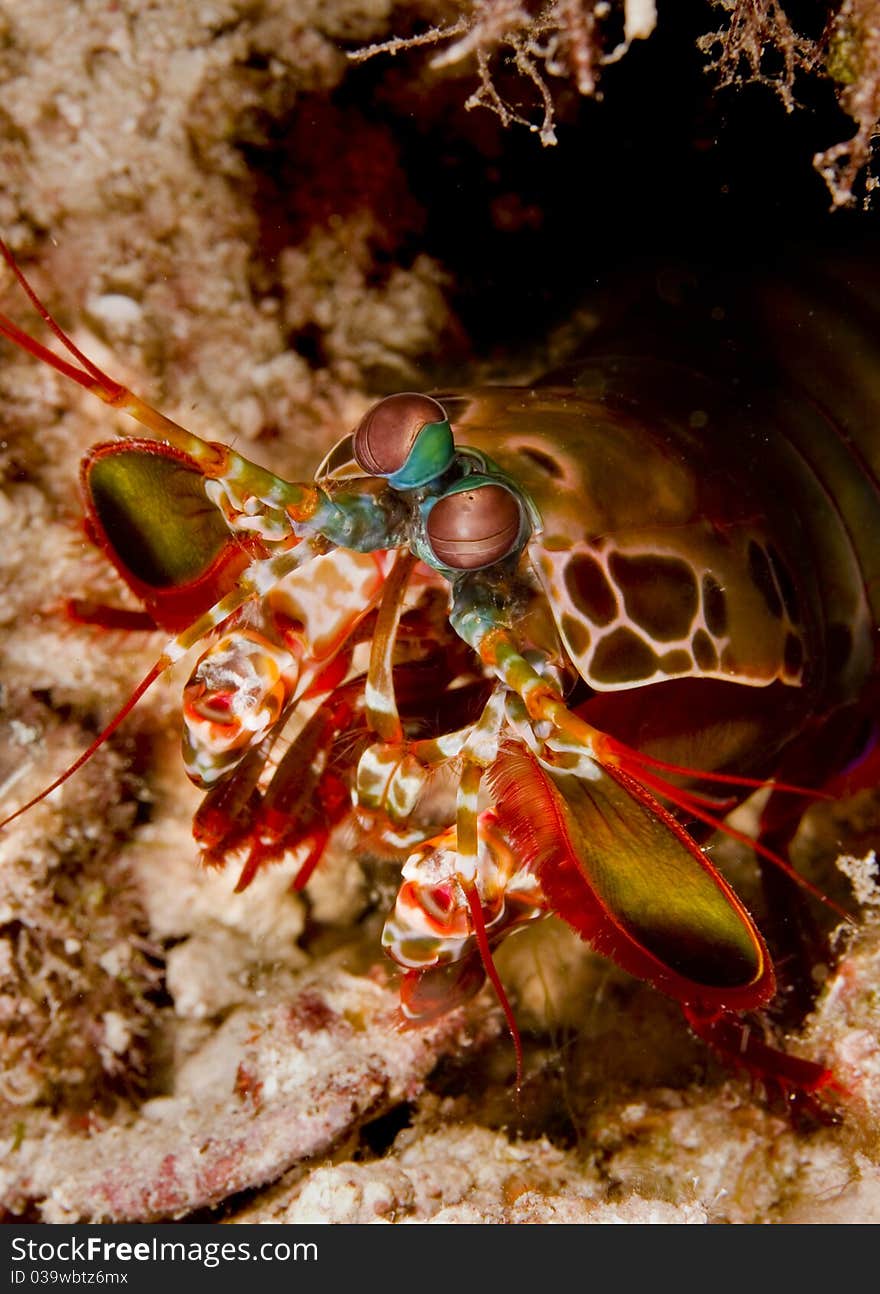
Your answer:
[2,237,877,1100]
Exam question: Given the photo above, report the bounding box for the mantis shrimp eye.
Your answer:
[354,392,454,488]
[426,481,523,570]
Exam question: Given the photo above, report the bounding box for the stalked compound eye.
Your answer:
[353,392,454,489]
[425,479,523,570]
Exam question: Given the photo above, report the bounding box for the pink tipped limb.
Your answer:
[0,657,167,831]
[0,239,318,516]
[460,876,524,1092]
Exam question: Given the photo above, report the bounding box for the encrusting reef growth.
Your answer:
[1,0,880,1223]
[355,1,880,205]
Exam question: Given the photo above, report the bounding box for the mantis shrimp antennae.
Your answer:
[2,231,872,1112]
[0,541,322,832]
[0,660,167,831]
[0,237,323,517]
[461,877,524,1092]
[0,238,220,463]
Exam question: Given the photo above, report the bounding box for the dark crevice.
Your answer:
[356,1100,414,1157]
[230,5,870,391]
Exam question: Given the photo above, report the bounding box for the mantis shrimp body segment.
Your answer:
[2,239,877,1099]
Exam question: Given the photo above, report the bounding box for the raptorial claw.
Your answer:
[1,232,866,1118]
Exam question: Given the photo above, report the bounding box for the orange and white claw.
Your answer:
[181,629,300,787]
[397,957,489,1025]
[381,819,544,974]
